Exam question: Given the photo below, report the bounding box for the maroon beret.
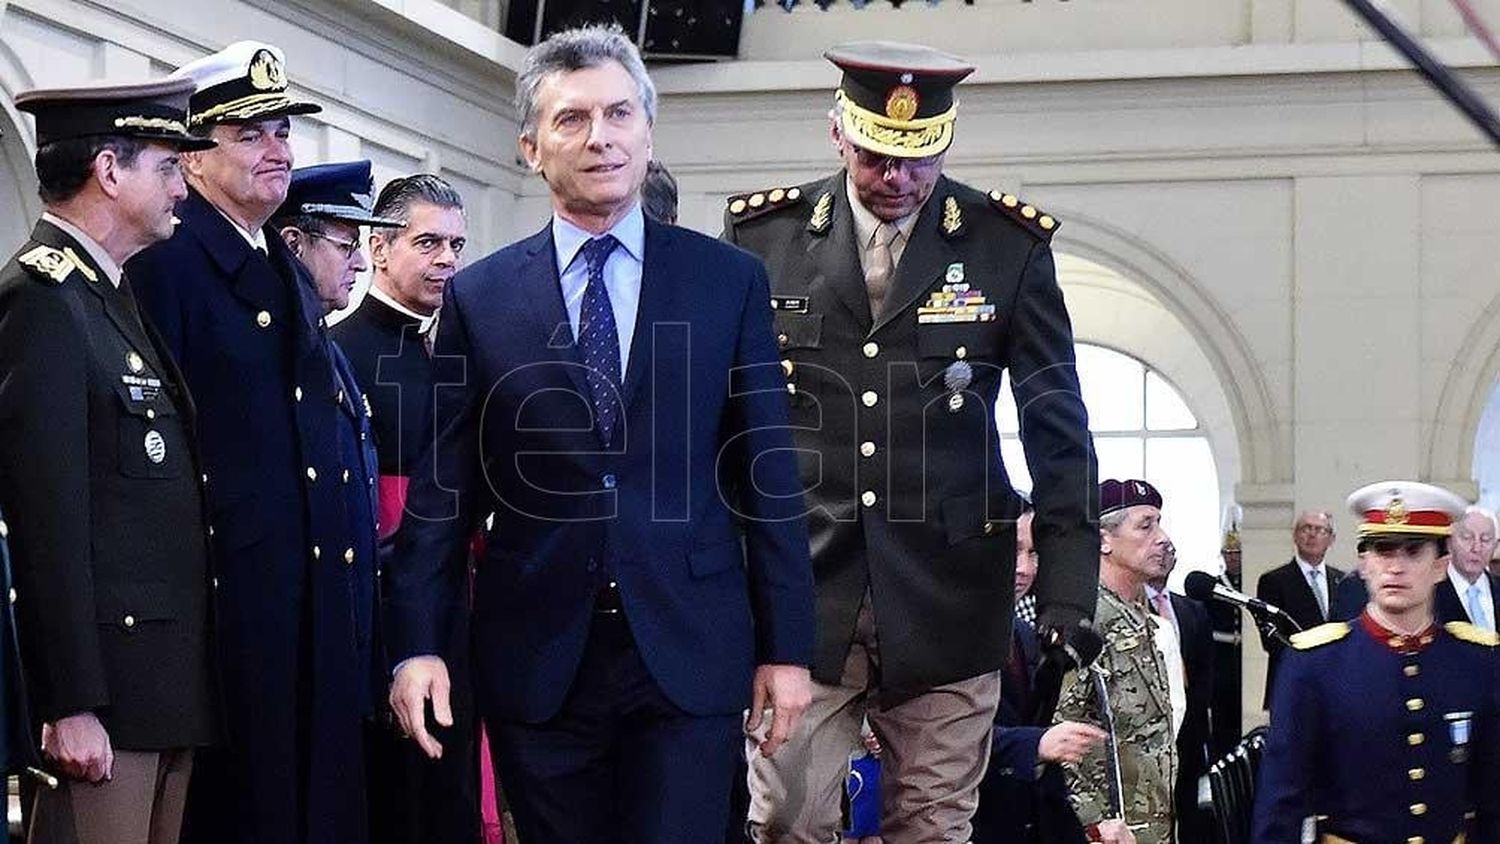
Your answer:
[1100,478,1162,516]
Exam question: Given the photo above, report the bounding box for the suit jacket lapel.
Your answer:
[177,190,280,316]
[619,220,672,414]
[518,225,591,400]
[873,176,960,334]
[807,174,873,334]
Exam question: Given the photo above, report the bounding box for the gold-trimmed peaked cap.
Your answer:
[173,41,321,128]
[14,77,215,150]
[1345,480,1468,539]
[825,41,975,159]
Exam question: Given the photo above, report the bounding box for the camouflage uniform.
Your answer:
[1054,585,1177,844]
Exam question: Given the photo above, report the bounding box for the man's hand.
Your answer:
[42,712,113,782]
[389,656,452,760]
[1092,819,1137,844]
[1037,721,1107,765]
[744,664,811,758]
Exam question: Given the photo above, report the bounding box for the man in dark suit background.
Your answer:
[725,41,1099,843]
[128,42,375,844]
[1145,545,1215,843]
[331,173,483,844]
[0,78,217,844]
[1255,510,1344,709]
[1207,525,1243,758]
[387,25,815,843]
[1435,506,1498,633]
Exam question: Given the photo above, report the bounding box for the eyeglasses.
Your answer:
[850,147,942,176]
[1296,525,1334,536]
[309,231,360,260]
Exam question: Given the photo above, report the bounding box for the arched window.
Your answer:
[999,344,1221,586]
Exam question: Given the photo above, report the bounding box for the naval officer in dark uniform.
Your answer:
[0,77,218,844]
[725,41,1099,842]
[1253,480,1500,844]
[126,42,374,844]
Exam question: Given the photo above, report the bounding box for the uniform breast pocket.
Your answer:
[95,582,179,632]
[916,325,1001,383]
[113,383,185,480]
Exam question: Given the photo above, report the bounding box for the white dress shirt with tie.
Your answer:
[1448,564,1496,633]
[1296,556,1329,621]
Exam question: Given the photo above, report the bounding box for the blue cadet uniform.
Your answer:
[1254,481,1500,844]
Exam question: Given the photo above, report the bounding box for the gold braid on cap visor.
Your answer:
[1356,523,1452,538]
[836,90,956,159]
[189,92,297,127]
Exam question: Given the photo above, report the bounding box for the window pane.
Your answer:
[1076,345,1144,432]
[1144,437,1220,591]
[1146,371,1198,431]
[1000,438,1032,497]
[1095,436,1144,480]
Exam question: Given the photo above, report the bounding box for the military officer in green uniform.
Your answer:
[0,78,219,844]
[1254,481,1499,844]
[1055,479,1179,844]
[725,40,1098,843]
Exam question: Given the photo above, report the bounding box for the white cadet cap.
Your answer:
[1345,480,1468,539]
[172,41,320,129]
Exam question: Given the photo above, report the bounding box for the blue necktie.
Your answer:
[1467,583,1492,632]
[578,235,622,445]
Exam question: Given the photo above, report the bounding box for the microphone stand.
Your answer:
[1249,604,1298,650]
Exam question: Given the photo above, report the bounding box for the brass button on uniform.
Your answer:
[335,389,345,405]
[861,491,877,508]
[777,333,789,348]
[256,311,272,328]
[294,387,303,402]
[1408,767,1425,781]
[781,360,794,377]
[983,521,995,535]
[207,525,215,537]
[312,546,321,560]
[342,469,351,484]
[1404,664,1419,677]
[126,351,144,373]
[344,548,355,565]
[955,345,968,359]
[123,614,135,629]
[787,188,801,201]
[861,390,878,407]
[729,199,747,215]
[1407,837,1425,844]
[1406,698,1424,712]
[1409,803,1427,816]
[306,467,318,482]
[1408,733,1424,746]
[859,442,876,458]
[862,342,879,358]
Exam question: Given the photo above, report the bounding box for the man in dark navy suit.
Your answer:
[1255,510,1345,710]
[127,42,374,844]
[387,25,815,844]
[1435,506,1499,634]
[1254,481,1499,844]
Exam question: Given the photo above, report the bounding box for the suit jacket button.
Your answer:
[123,614,136,629]
[861,491,877,508]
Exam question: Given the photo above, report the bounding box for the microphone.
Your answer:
[1184,571,1301,631]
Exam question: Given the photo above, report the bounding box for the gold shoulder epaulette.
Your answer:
[1290,622,1351,650]
[17,245,77,284]
[1445,621,1499,647]
[726,186,805,223]
[987,190,1059,242]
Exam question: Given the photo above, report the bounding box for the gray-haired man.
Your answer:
[384,25,815,844]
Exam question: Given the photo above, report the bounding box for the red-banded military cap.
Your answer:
[1100,478,1163,517]
[825,41,975,159]
[14,77,215,150]
[1345,480,1468,538]
[173,41,321,129]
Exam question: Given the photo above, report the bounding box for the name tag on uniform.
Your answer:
[122,374,162,402]
[770,296,809,313]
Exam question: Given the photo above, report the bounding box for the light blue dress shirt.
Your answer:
[552,203,645,377]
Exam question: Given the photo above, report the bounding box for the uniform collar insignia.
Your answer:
[941,194,963,237]
[807,192,833,235]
